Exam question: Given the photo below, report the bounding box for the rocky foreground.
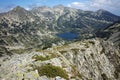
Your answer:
[0,39,119,80]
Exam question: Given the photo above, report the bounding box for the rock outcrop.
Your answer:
[96,21,120,48]
[0,39,119,80]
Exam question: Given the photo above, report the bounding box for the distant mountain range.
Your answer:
[0,5,120,51]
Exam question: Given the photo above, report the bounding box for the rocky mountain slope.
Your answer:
[0,6,120,49]
[96,21,120,48]
[0,5,120,80]
[0,39,119,80]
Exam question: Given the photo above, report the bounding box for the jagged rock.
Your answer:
[96,21,120,48]
[0,39,119,80]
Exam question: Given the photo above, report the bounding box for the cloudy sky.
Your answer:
[0,0,120,15]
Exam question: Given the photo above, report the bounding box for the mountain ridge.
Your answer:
[0,5,120,49]
[96,21,120,48]
[0,39,120,80]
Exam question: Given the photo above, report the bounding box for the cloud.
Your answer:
[68,2,86,8]
[68,0,120,15]
[91,0,120,9]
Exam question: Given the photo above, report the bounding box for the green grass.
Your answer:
[71,65,82,79]
[84,42,89,48]
[88,41,95,45]
[10,49,27,54]
[81,48,86,52]
[32,54,56,61]
[36,64,69,80]
[59,50,67,54]
[71,48,79,55]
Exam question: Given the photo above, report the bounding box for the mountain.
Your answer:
[0,6,120,47]
[0,6,36,22]
[0,39,119,80]
[96,21,120,48]
[0,5,120,80]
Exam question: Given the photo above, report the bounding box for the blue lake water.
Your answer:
[56,32,79,40]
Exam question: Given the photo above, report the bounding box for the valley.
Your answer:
[0,5,120,80]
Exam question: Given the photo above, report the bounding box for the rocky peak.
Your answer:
[12,6,25,11]
[1,6,35,22]
[96,9,119,17]
[31,6,52,12]
[97,9,107,13]
[11,6,28,14]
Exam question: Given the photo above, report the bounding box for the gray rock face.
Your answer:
[96,21,120,48]
[61,39,120,80]
[0,39,119,80]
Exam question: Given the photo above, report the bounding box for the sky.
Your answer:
[0,0,120,16]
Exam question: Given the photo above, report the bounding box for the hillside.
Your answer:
[0,5,120,80]
[96,21,120,48]
[0,39,119,80]
[0,6,120,49]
